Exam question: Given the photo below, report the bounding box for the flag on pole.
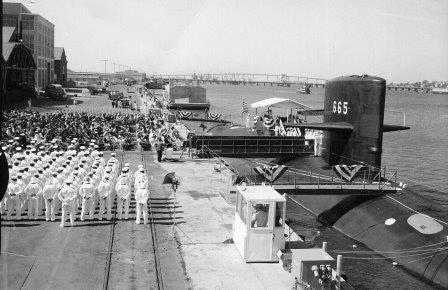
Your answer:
[242,100,249,116]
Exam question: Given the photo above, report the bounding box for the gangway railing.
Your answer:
[191,135,315,158]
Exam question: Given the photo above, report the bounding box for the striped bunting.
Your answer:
[263,117,275,129]
[208,112,221,121]
[332,165,365,182]
[178,111,192,118]
[253,165,288,183]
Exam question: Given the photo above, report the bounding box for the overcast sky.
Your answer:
[9,0,448,82]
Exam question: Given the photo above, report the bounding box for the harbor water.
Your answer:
[203,83,448,289]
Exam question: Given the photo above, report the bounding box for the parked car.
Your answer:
[84,86,98,95]
[121,97,131,108]
[44,84,67,100]
[108,91,124,100]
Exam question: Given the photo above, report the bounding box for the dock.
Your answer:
[1,151,301,289]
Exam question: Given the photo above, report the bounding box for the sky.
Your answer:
[8,0,448,82]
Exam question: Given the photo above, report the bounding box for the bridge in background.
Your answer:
[149,73,433,93]
[150,73,328,87]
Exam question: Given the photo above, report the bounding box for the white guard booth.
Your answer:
[233,184,286,262]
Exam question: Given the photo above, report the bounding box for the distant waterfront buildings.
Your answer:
[67,69,146,85]
[54,47,67,86]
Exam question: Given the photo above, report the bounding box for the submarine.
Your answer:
[191,75,448,288]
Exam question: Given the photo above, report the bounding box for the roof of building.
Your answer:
[3,27,16,43]
[3,42,16,61]
[54,47,65,60]
[3,2,32,14]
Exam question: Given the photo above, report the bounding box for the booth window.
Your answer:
[251,204,269,228]
[237,195,247,223]
[275,202,285,227]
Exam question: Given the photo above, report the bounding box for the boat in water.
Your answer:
[189,75,448,288]
[297,83,311,94]
[431,87,448,94]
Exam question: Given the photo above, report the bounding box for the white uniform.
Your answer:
[42,178,59,221]
[115,182,131,220]
[24,181,41,219]
[6,181,21,220]
[79,181,95,220]
[135,185,149,224]
[97,180,112,220]
[58,184,76,227]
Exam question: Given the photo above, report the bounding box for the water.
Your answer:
[202,83,448,289]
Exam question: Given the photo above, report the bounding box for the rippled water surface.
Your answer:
[203,83,448,289]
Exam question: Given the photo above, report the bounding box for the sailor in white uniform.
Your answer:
[42,173,60,221]
[115,178,131,220]
[135,181,149,224]
[24,176,42,220]
[59,179,77,227]
[6,176,21,220]
[97,175,113,220]
[79,177,95,221]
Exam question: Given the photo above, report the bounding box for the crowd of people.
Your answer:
[2,109,185,152]
[1,142,151,226]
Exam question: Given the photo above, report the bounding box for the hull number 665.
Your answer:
[333,101,348,115]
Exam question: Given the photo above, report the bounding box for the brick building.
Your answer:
[54,47,67,86]
[3,2,55,89]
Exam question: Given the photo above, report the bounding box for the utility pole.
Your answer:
[113,62,116,73]
[100,59,108,74]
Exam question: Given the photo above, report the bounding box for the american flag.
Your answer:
[242,100,249,116]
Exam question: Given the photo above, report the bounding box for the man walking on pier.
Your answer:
[155,138,164,162]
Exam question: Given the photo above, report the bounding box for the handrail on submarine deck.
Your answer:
[199,145,399,191]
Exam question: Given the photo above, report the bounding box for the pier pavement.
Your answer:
[1,151,298,289]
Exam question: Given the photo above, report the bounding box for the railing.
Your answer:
[191,136,315,157]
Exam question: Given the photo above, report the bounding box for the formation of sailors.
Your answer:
[1,142,151,226]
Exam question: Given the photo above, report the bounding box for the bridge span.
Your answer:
[150,73,327,87]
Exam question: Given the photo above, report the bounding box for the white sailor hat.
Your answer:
[139,168,144,172]
[124,163,130,167]
[94,145,99,149]
[16,147,22,151]
[14,137,19,141]
[80,146,86,150]
[31,148,37,152]
[26,145,32,149]
[111,153,116,157]
[1,146,7,151]
[8,139,13,143]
